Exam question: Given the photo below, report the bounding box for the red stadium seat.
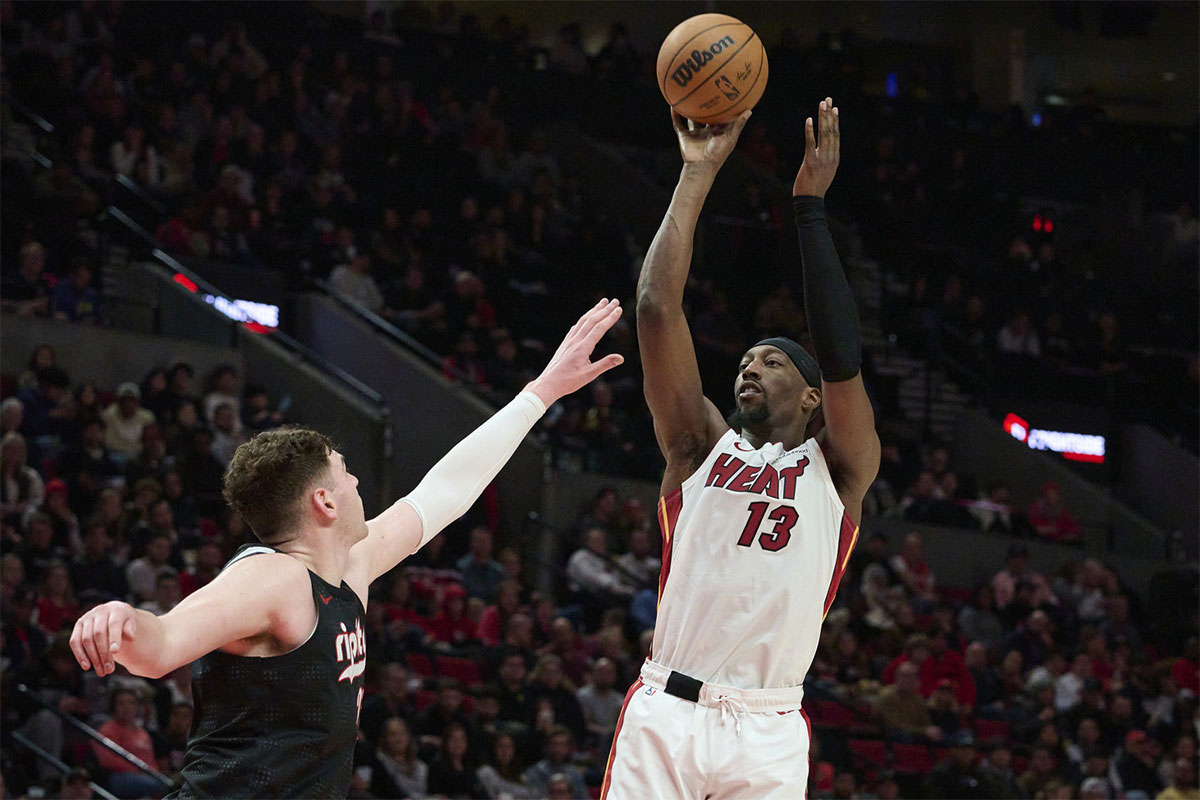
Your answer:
[588,787,601,799]
[892,743,934,773]
[941,585,974,604]
[437,655,481,685]
[848,738,888,768]
[413,689,437,713]
[974,717,1011,741]
[406,653,434,677]
[807,699,857,728]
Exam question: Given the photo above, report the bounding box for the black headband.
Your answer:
[753,337,821,389]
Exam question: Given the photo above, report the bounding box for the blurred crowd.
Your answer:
[1,2,1197,799]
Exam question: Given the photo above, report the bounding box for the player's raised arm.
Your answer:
[793,97,880,514]
[351,300,625,586]
[70,552,311,679]
[637,110,751,486]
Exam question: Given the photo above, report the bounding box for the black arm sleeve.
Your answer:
[794,195,862,382]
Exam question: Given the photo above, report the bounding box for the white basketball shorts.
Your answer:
[600,659,812,799]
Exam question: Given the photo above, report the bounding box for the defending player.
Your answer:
[70,299,624,798]
[602,98,879,798]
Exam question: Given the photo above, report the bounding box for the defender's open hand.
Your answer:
[525,299,625,406]
[793,96,840,198]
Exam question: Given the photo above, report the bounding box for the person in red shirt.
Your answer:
[94,686,166,798]
[177,541,222,598]
[426,584,477,648]
[36,560,80,633]
[883,633,976,709]
[381,571,428,631]
[924,635,977,711]
[476,579,523,647]
[1028,481,1083,543]
[1172,637,1199,695]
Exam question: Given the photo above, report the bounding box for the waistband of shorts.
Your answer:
[639,658,805,712]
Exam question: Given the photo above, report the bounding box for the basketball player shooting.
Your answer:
[602,98,880,798]
[69,299,624,799]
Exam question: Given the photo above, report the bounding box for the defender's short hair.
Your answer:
[223,427,336,544]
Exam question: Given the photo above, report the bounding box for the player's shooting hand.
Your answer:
[793,96,840,198]
[673,109,752,169]
[525,299,625,406]
[70,601,138,677]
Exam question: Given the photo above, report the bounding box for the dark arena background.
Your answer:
[1,2,1197,798]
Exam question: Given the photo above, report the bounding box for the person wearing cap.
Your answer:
[928,730,995,798]
[27,476,80,550]
[1118,729,1165,797]
[613,96,879,798]
[1080,776,1113,800]
[101,382,156,459]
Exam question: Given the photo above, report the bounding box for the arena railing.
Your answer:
[8,732,120,800]
[14,684,177,795]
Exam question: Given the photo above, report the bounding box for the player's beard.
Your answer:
[727,399,770,430]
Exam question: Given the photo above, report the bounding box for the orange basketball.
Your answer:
[656,13,768,125]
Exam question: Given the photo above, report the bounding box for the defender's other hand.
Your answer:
[793,96,840,198]
[70,601,138,676]
[673,109,752,169]
[525,299,625,406]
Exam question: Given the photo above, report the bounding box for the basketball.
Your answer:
[656,13,769,125]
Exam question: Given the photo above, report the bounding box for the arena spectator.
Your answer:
[475,731,530,800]
[51,258,102,324]
[527,653,585,745]
[71,519,128,600]
[455,526,506,603]
[566,527,635,619]
[93,686,162,799]
[426,720,478,798]
[1,242,53,317]
[1028,481,1083,543]
[125,531,176,603]
[207,402,244,466]
[1172,637,1199,695]
[1117,729,1165,797]
[368,717,428,799]
[875,661,942,742]
[427,583,478,648]
[360,663,415,745]
[1158,755,1199,800]
[477,579,523,648]
[34,560,79,634]
[100,383,156,459]
[17,366,72,442]
[521,725,587,799]
[1,432,45,532]
[138,572,181,616]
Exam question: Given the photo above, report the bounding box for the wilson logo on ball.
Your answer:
[670,36,736,88]
[657,13,768,124]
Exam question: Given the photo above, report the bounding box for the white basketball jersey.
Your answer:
[650,428,859,690]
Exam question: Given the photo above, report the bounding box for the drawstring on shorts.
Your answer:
[715,693,749,738]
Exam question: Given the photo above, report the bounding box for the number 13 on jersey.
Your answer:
[736,501,798,552]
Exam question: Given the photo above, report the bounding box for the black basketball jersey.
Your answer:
[167,545,366,799]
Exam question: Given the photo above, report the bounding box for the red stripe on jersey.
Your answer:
[655,488,683,613]
[800,704,814,799]
[600,678,644,799]
[821,511,860,621]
